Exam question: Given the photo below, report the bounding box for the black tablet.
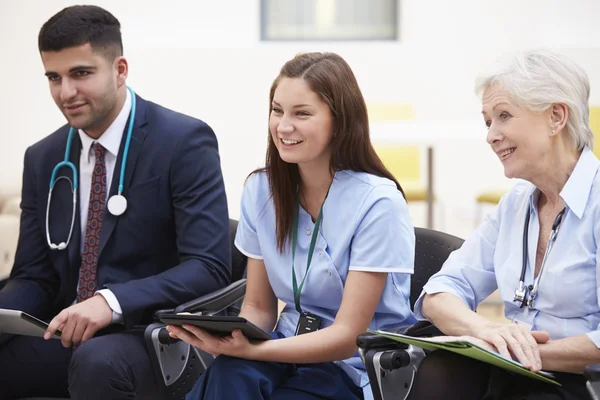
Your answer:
[0,309,61,338]
[159,314,271,341]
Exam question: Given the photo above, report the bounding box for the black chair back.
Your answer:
[229,219,248,282]
[410,227,464,309]
[227,219,248,317]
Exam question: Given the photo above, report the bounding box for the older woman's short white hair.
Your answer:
[475,49,593,150]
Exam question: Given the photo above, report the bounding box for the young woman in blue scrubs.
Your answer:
[168,52,417,399]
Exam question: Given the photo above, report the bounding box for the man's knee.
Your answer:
[69,338,123,375]
[68,336,134,397]
[0,336,71,399]
[67,332,162,400]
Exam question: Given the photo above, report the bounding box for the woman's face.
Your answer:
[269,77,333,168]
[482,84,554,180]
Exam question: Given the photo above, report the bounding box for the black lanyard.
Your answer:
[291,200,325,314]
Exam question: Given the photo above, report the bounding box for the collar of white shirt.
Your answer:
[528,147,600,219]
[78,88,133,162]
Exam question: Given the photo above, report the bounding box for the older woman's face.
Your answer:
[482,84,552,180]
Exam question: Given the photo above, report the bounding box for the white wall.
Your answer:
[1,0,599,238]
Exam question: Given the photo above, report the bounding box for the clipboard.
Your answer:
[0,309,61,339]
[159,314,271,341]
[368,329,560,386]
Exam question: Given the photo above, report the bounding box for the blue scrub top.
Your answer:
[235,170,417,397]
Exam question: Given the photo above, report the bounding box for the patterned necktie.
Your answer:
[77,142,107,302]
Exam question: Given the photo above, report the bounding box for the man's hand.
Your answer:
[45,295,113,347]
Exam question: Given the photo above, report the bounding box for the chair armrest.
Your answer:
[404,320,443,337]
[356,321,442,348]
[144,323,206,398]
[357,321,443,351]
[154,279,247,319]
[356,332,408,350]
[585,364,600,382]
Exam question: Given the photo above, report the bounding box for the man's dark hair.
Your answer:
[38,5,123,60]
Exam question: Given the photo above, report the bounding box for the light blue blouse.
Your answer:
[415,148,600,347]
[235,170,417,397]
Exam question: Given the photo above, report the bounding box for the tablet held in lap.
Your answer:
[158,314,271,341]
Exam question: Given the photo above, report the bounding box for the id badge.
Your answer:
[295,312,322,335]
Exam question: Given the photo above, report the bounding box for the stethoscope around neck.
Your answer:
[513,204,566,309]
[45,86,136,250]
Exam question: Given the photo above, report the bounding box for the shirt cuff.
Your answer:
[234,239,263,260]
[586,330,600,348]
[413,281,468,321]
[349,265,414,273]
[96,289,124,325]
[412,294,428,321]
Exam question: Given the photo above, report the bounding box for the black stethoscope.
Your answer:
[513,205,566,309]
[45,86,136,250]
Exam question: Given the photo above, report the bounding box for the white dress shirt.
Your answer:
[76,89,132,323]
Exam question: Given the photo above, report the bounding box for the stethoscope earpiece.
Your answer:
[48,242,67,250]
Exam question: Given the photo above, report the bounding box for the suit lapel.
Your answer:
[65,134,82,275]
[97,95,148,257]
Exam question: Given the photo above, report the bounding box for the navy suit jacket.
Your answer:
[0,94,231,328]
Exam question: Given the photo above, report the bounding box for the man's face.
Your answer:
[41,43,124,137]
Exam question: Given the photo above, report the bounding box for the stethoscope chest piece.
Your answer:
[107,194,127,216]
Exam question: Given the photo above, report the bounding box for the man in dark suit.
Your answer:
[0,5,231,399]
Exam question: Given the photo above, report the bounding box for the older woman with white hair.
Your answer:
[409,49,599,400]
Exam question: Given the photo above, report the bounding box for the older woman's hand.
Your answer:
[472,322,550,372]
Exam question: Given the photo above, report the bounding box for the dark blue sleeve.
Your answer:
[0,147,60,319]
[108,122,231,327]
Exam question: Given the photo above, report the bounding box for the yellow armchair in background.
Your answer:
[368,103,427,202]
[367,103,415,122]
[591,106,600,158]
[373,145,428,202]
[475,190,506,205]
[367,103,436,228]
[474,189,507,226]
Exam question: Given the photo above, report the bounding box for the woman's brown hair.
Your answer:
[257,52,404,253]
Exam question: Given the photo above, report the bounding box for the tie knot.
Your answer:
[93,142,105,160]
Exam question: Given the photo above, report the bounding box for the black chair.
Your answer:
[143,218,248,399]
[585,364,600,399]
[356,227,464,400]
[19,218,249,400]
